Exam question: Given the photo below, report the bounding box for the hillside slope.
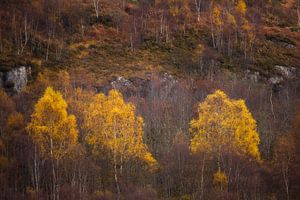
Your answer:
[0,0,299,82]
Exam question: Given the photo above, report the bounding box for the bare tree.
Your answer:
[194,0,202,22]
[92,0,100,19]
[297,6,300,26]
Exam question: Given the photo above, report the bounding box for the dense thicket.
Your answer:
[0,0,299,72]
[0,68,299,200]
[0,0,300,199]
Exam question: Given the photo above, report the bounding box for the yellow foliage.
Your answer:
[94,190,113,199]
[67,88,94,133]
[84,89,157,168]
[31,58,42,67]
[6,113,24,130]
[26,87,78,160]
[180,194,192,200]
[212,5,223,26]
[226,11,237,27]
[190,90,260,160]
[144,152,158,169]
[213,171,228,189]
[192,44,204,63]
[236,0,247,16]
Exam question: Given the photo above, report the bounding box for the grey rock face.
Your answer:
[111,76,134,89]
[286,44,296,49]
[1,66,30,93]
[106,73,178,98]
[268,76,284,85]
[245,70,261,82]
[267,65,297,86]
[274,65,296,79]
[110,76,152,98]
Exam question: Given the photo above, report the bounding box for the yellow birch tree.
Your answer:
[26,87,78,200]
[236,0,247,16]
[83,89,157,194]
[190,90,260,190]
[189,90,260,160]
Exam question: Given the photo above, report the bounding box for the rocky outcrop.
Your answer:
[244,65,298,87]
[245,70,261,82]
[111,76,135,90]
[274,65,296,79]
[0,66,31,94]
[268,65,297,85]
[101,73,178,98]
[268,76,284,85]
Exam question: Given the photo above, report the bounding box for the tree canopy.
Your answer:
[27,87,78,160]
[190,90,260,160]
[84,89,157,167]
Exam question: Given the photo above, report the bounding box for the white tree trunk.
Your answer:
[195,0,202,22]
[93,0,100,19]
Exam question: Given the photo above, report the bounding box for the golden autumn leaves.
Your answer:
[83,90,157,168]
[190,90,260,160]
[26,87,260,175]
[27,87,157,169]
[27,87,78,160]
[190,90,260,190]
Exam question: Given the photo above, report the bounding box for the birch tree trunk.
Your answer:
[199,153,206,200]
[195,0,202,22]
[93,0,100,19]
